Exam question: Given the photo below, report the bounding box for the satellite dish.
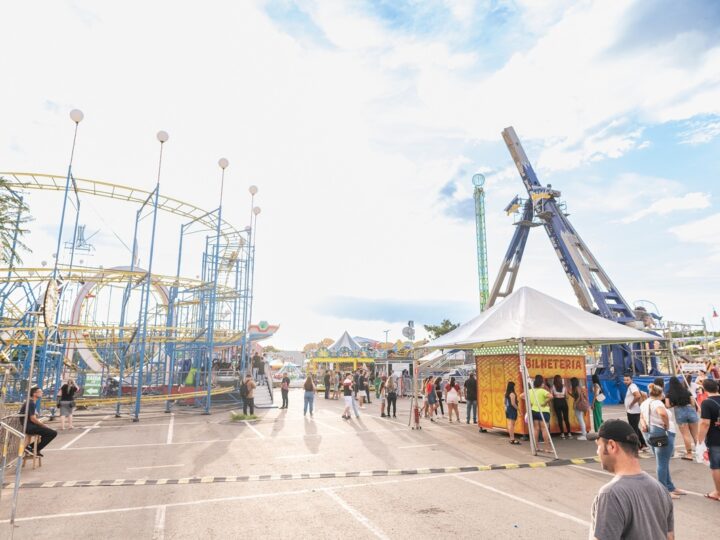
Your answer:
[402,327,415,340]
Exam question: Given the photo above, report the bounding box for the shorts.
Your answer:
[344,396,353,407]
[531,411,550,423]
[673,405,698,425]
[505,407,517,421]
[709,445,720,470]
[427,393,437,405]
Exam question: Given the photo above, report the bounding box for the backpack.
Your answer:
[240,381,249,398]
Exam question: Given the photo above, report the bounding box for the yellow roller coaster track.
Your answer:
[0,172,245,243]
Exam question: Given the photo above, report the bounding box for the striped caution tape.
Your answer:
[2,457,600,490]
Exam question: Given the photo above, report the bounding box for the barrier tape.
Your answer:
[2,456,600,490]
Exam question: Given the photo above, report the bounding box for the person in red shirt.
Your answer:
[425,377,437,422]
[445,377,461,423]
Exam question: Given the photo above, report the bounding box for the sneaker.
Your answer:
[576,435,588,441]
[566,434,574,440]
[560,434,566,440]
[393,415,397,418]
[381,413,386,417]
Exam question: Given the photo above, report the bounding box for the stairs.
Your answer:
[254,378,275,409]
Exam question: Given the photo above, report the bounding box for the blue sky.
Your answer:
[1,1,719,347]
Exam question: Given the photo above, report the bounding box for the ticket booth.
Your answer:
[476,350,589,435]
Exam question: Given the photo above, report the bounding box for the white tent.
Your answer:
[329,331,362,353]
[426,287,657,350]
[424,287,657,457]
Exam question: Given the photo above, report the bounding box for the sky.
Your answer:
[1,0,719,349]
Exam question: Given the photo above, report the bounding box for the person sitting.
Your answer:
[20,386,57,457]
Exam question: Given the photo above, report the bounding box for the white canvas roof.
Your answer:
[329,330,362,353]
[427,287,658,349]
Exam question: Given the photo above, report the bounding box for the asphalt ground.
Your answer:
[0,390,716,539]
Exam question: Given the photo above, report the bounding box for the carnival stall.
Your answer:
[426,287,657,456]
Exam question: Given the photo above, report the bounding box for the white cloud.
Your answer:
[669,213,720,246]
[678,118,720,144]
[1,1,719,347]
[620,192,711,223]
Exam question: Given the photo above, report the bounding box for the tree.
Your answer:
[423,319,459,340]
[320,338,334,348]
[0,177,31,266]
[262,345,278,353]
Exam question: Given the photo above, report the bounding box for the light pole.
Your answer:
[239,186,258,374]
[203,157,228,413]
[132,130,168,421]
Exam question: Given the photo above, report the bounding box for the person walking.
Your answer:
[280,373,290,409]
[591,374,604,432]
[20,387,58,457]
[303,375,316,417]
[623,373,648,452]
[341,373,360,420]
[357,371,366,408]
[434,377,445,418]
[520,375,553,453]
[665,376,699,460]
[445,377,461,423]
[57,378,79,430]
[385,375,397,418]
[364,369,372,405]
[505,381,520,444]
[589,419,674,540]
[464,373,478,425]
[332,371,340,400]
[323,370,331,400]
[425,376,437,422]
[251,352,261,381]
[551,375,572,439]
[242,374,256,416]
[640,383,683,499]
[379,376,387,417]
[698,378,720,501]
[570,377,589,440]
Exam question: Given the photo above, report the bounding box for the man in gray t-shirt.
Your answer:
[588,420,674,540]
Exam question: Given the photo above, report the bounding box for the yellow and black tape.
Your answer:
[4,457,600,490]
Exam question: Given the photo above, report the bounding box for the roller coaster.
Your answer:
[0,126,272,420]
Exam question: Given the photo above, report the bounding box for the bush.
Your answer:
[230,411,258,422]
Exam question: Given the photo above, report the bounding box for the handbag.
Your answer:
[596,392,606,403]
[648,432,669,447]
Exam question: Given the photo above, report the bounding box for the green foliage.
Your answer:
[230,411,258,422]
[0,177,32,266]
[423,319,459,340]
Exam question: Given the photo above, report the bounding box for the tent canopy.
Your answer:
[426,287,658,349]
[329,331,362,353]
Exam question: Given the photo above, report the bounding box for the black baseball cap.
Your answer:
[587,419,639,446]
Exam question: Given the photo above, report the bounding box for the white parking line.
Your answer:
[323,489,389,540]
[454,474,590,527]
[399,444,438,449]
[60,417,106,450]
[312,419,345,433]
[244,421,264,439]
[127,464,184,471]
[568,464,706,498]
[166,414,175,445]
[152,505,166,540]
[0,472,449,524]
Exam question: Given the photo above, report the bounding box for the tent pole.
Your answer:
[519,339,537,456]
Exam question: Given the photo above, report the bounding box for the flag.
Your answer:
[713,307,718,318]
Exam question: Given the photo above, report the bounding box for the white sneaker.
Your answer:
[576,435,588,441]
